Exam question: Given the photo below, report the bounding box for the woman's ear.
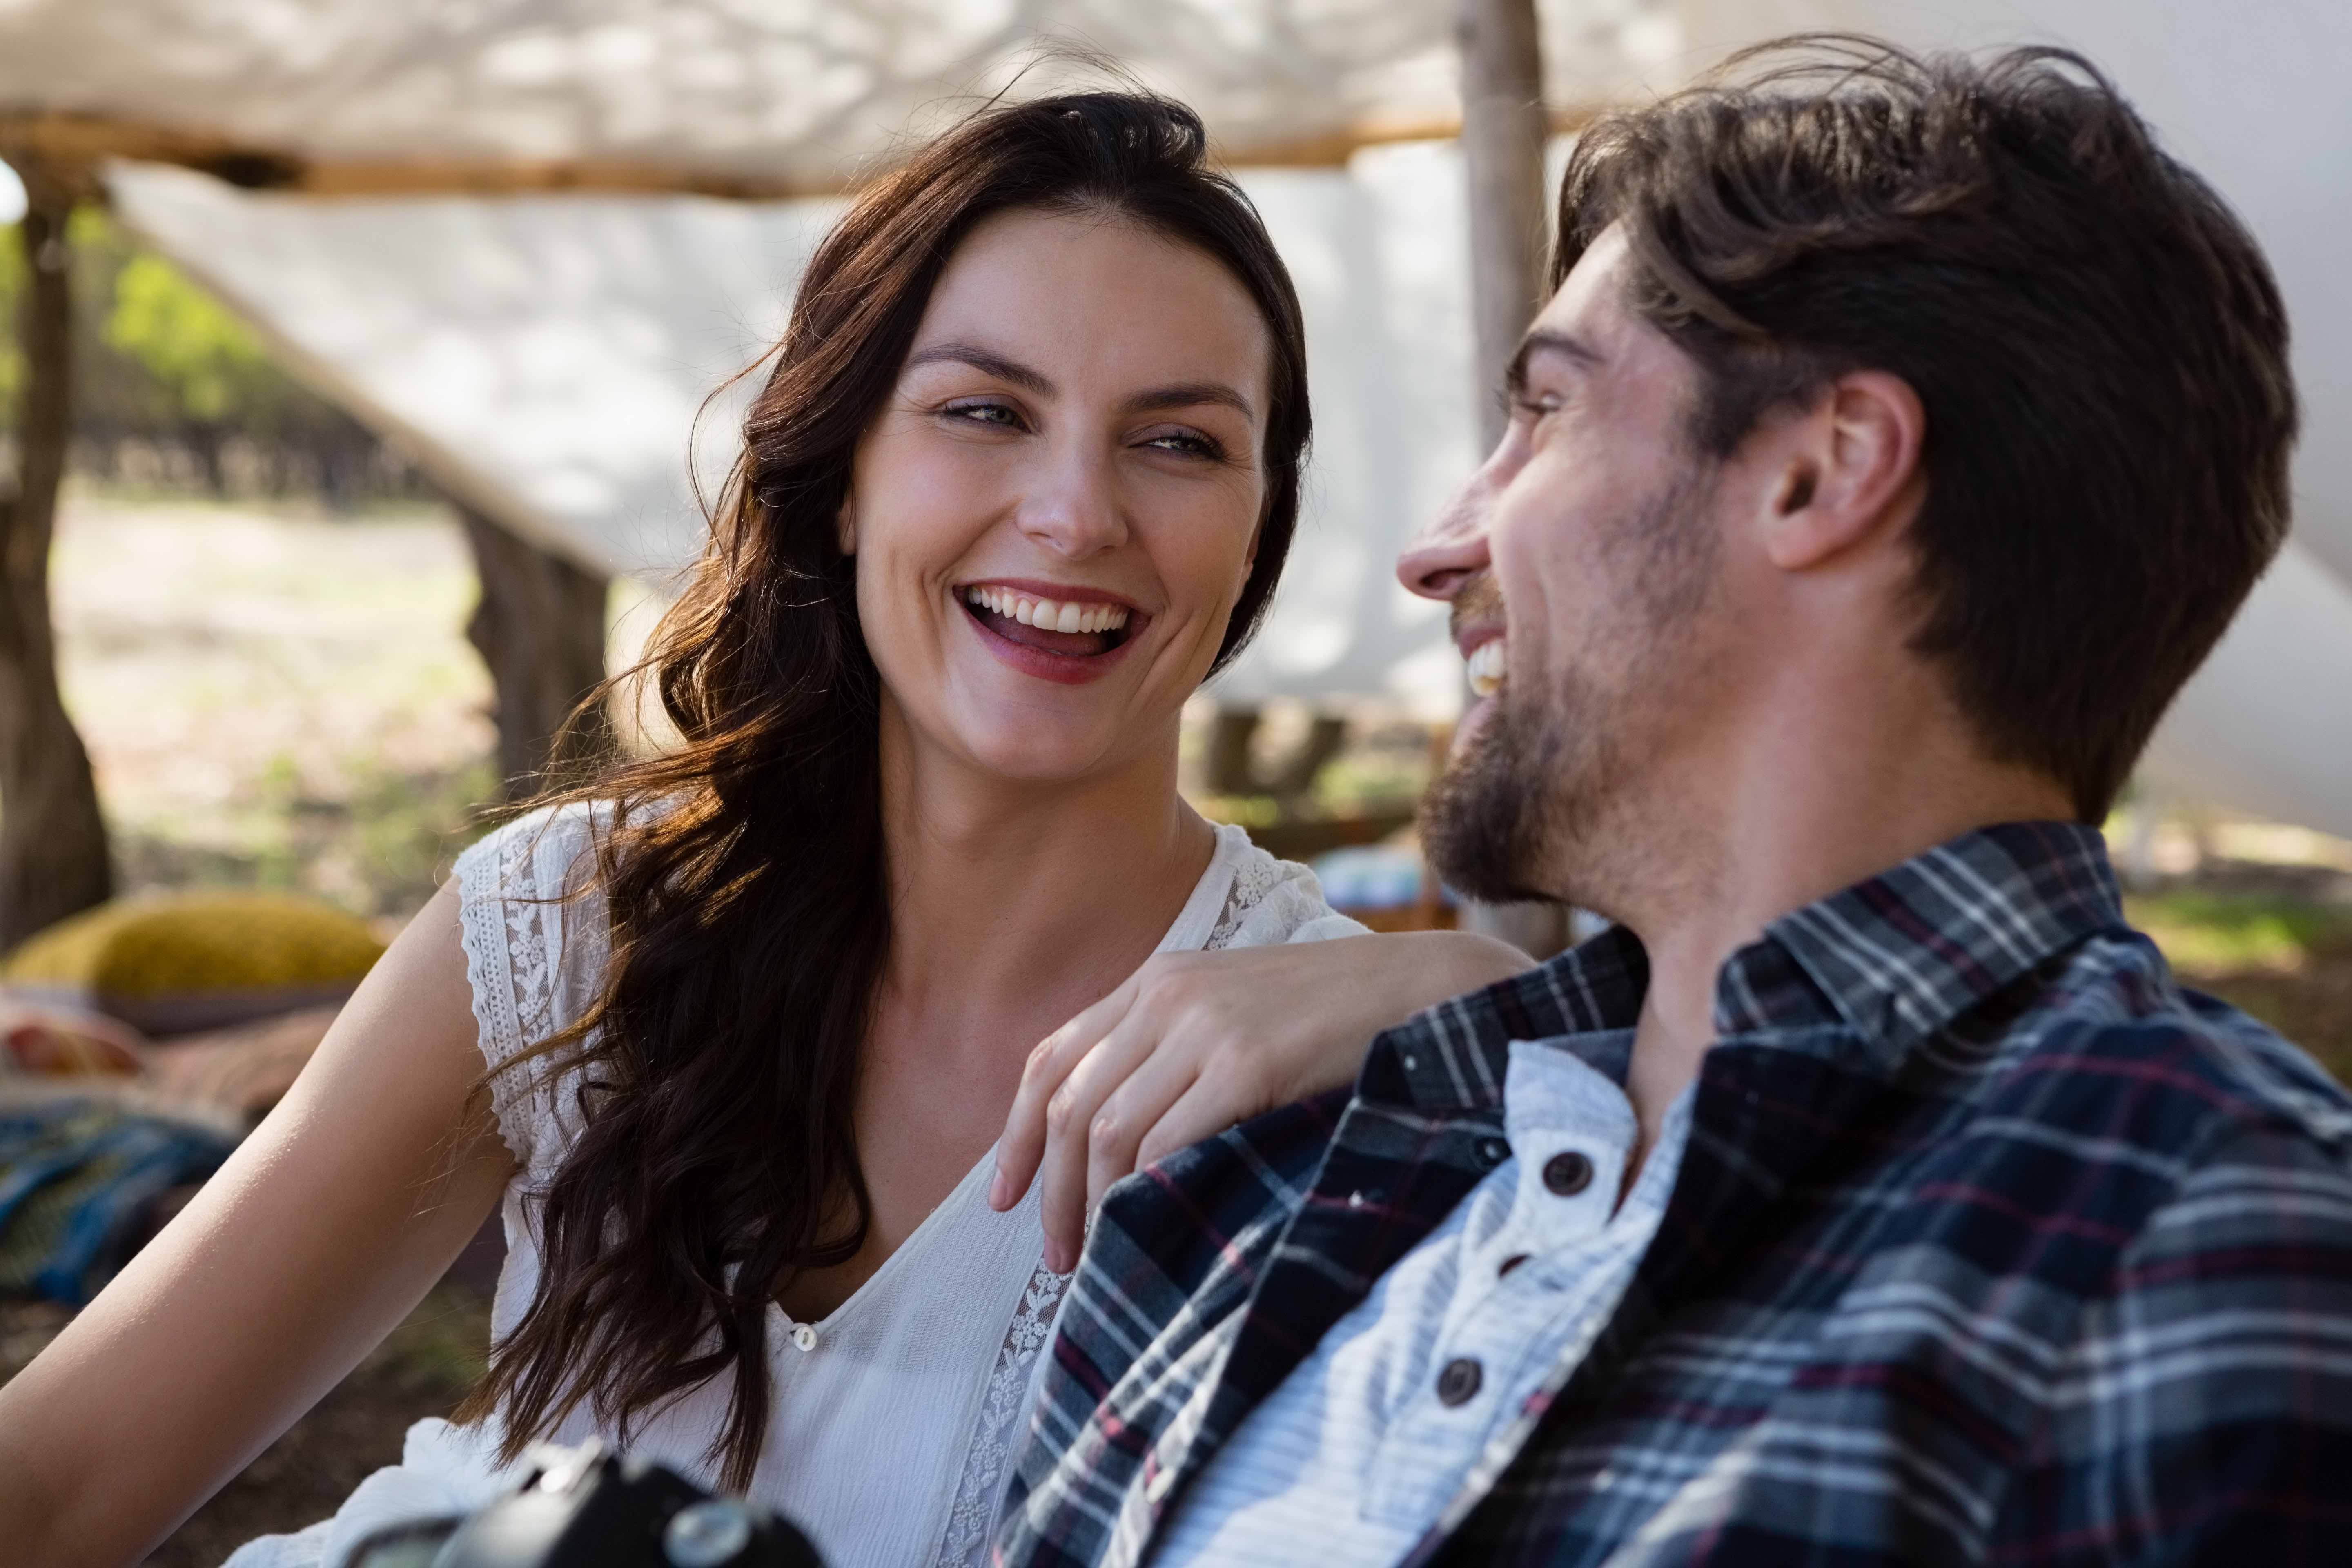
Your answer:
[836,492,858,556]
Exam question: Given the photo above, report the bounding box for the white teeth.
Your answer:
[1466,637,1506,697]
[961,586,1131,636]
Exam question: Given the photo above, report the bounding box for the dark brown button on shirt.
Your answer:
[1542,1150,1595,1196]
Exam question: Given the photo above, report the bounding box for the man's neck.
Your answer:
[1608,675,2077,1159]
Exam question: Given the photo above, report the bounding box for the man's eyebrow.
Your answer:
[1504,329,1606,396]
[902,343,1055,396]
[1126,381,1256,420]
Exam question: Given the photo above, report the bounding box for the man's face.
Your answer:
[1408,229,1733,911]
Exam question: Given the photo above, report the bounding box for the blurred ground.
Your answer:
[4,490,2351,1561]
[52,485,497,919]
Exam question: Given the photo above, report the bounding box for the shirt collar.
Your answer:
[1369,820,2122,1111]
[1732,819,2123,1066]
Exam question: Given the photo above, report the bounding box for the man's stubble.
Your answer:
[1420,460,1722,916]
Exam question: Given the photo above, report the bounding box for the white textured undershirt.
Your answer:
[1150,1039,1695,1568]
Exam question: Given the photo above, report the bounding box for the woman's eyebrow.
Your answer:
[903,343,1055,396]
[1127,382,1256,420]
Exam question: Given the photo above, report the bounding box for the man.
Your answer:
[995,36,2352,1568]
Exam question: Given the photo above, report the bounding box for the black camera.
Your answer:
[342,1442,824,1568]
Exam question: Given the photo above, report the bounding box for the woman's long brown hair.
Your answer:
[451,91,1311,1491]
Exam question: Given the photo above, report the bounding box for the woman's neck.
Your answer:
[873,703,1216,1033]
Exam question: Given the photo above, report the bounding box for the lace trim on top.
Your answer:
[1203,845,1285,952]
[928,836,1289,1568]
[454,807,593,1171]
[932,1263,1070,1568]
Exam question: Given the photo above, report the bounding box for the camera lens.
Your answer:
[664,1499,758,1567]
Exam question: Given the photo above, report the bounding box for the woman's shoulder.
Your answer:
[1203,822,1370,951]
[450,800,629,1170]
[452,799,617,905]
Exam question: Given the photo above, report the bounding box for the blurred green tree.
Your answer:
[106,251,276,422]
[2,212,412,501]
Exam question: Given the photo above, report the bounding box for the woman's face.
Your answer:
[846,207,1274,785]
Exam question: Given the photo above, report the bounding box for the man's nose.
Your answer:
[1017,441,1127,558]
[1396,446,1504,601]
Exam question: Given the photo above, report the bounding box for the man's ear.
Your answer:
[1760,370,1925,572]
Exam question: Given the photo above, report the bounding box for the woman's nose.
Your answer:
[1016,443,1127,559]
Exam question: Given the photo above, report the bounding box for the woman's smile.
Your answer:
[956,579,1148,686]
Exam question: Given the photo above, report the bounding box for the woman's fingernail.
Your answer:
[989,1170,1010,1209]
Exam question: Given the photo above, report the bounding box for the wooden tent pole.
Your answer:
[1453,0,1571,960]
[1459,0,1551,453]
[0,155,111,950]
[457,504,615,801]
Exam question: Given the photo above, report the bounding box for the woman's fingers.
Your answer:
[991,978,1138,1211]
[1032,1011,1166,1271]
[1131,1069,1247,1178]
[1070,1046,1204,1261]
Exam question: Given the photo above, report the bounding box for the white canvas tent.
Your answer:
[8,0,2351,837]
[0,0,1675,189]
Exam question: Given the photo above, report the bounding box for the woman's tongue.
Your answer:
[976,603,1113,657]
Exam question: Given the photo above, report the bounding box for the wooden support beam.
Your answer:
[0,154,113,951]
[1458,0,1552,452]
[0,104,1611,203]
[459,504,615,802]
[1203,706,1350,800]
[1454,0,1571,960]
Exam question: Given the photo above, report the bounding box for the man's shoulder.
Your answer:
[1976,924,2352,1168]
[1975,952,2352,1555]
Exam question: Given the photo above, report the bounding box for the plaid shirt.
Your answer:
[996,822,2352,1567]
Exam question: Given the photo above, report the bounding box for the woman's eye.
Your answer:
[1141,430,1221,459]
[944,401,1023,429]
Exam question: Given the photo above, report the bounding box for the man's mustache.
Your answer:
[1450,573,1505,641]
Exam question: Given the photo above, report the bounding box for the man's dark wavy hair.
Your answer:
[450,89,1310,1491]
[1555,35,2297,820]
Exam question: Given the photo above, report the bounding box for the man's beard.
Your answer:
[1421,465,1718,910]
[1420,653,1604,905]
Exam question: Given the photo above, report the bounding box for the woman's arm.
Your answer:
[0,881,515,1567]
[992,930,1534,1272]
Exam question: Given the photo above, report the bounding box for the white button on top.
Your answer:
[789,1321,819,1352]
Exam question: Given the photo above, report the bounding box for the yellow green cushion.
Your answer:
[2,893,384,1037]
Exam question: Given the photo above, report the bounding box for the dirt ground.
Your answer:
[49,487,501,916]
[9,490,2352,1562]
[0,1284,492,1565]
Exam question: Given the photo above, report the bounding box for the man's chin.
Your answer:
[1419,727,1558,905]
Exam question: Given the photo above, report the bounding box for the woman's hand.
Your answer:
[990,931,1533,1272]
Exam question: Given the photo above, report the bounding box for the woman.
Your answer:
[0,93,1526,1567]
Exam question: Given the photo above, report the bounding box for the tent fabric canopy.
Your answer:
[0,0,1675,192]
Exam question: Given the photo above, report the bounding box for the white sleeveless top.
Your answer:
[229,805,1360,1568]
